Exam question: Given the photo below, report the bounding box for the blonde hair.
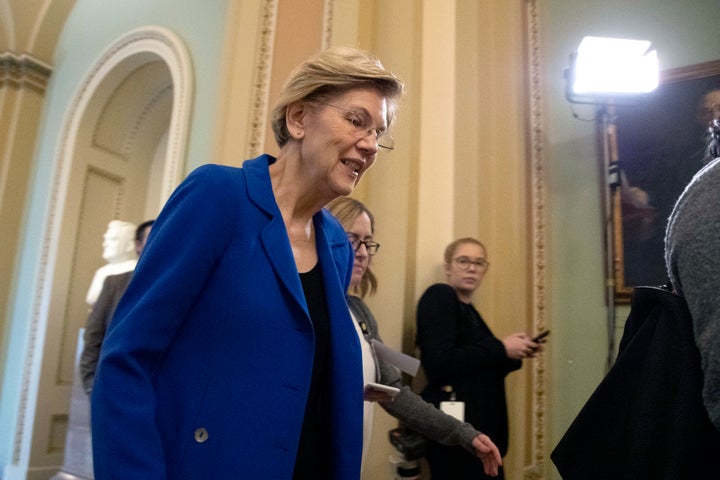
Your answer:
[444,237,487,264]
[271,46,404,148]
[326,197,378,298]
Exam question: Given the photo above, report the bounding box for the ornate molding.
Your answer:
[524,0,549,478]
[0,52,52,91]
[247,0,278,158]
[322,0,334,49]
[120,83,173,159]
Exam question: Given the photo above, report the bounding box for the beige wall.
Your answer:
[216,1,544,478]
[357,3,540,478]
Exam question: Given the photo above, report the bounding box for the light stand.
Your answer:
[600,106,620,369]
[565,36,658,370]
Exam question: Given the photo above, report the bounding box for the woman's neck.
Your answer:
[454,288,473,304]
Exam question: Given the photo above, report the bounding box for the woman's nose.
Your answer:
[356,131,380,155]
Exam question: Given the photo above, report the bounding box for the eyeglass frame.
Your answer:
[452,256,490,271]
[347,233,381,256]
[311,99,395,151]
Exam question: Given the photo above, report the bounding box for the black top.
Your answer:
[416,283,520,456]
[293,263,331,479]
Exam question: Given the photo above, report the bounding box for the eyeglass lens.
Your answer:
[454,257,489,270]
[315,100,394,151]
[348,236,380,255]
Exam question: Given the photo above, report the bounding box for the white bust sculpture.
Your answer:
[85,220,138,305]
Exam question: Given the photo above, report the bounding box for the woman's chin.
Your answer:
[351,272,364,287]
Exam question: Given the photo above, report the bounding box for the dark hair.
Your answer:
[135,220,155,242]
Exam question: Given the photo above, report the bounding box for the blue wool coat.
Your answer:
[91,155,363,479]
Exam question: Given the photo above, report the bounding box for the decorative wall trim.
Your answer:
[121,83,173,159]
[524,0,549,478]
[247,0,278,158]
[321,0,334,49]
[245,0,334,158]
[12,25,193,466]
[0,52,52,91]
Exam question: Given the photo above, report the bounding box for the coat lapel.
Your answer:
[243,155,308,314]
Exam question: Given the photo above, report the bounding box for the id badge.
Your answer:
[440,401,465,421]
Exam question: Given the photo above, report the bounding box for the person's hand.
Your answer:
[471,433,503,477]
[625,186,651,208]
[502,333,540,360]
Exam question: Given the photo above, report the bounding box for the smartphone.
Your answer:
[532,330,551,343]
[365,382,400,397]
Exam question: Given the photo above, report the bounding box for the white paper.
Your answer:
[371,339,421,376]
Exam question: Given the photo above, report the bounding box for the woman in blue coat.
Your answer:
[90,47,404,480]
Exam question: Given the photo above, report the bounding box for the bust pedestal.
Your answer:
[51,330,94,480]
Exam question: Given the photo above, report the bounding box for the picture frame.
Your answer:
[612,59,720,302]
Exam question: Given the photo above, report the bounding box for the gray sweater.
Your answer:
[665,157,720,431]
[347,295,481,453]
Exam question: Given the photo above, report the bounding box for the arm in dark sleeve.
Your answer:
[666,160,720,431]
[79,277,116,395]
[349,295,481,453]
[380,361,481,453]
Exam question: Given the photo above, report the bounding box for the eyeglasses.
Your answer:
[453,256,490,271]
[347,234,380,256]
[313,100,395,151]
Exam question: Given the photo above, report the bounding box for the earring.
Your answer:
[297,131,304,137]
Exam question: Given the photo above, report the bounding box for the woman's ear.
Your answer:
[442,262,451,277]
[285,101,307,138]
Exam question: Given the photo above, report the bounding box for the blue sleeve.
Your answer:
[91,165,241,479]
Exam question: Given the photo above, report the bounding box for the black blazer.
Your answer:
[79,270,133,393]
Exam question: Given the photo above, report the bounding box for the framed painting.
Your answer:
[613,59,720,301]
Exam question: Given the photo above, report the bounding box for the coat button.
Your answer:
[194,427,209,443]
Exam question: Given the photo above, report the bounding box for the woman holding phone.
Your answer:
[415,237,544,479]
